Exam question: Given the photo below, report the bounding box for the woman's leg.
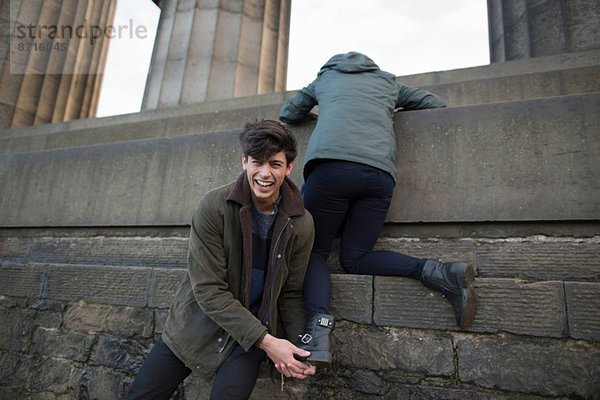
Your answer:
[302,161,356,314]
[128,336,191,400]
[338,165,425,278]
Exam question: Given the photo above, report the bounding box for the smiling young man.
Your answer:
[128,120,316,400]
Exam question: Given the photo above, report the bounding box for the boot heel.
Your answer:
[307,350,332,363]
[459,286,478,329]
[463,264,476,287]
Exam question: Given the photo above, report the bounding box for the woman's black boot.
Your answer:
[420,260,478,329]
[297,313,334,363]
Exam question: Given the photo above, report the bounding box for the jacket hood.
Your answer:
[318,51,380,75]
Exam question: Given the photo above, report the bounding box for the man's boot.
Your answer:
[420,260,478,329]
[297,313,334,363]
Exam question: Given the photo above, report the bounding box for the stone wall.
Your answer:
[1,233,599,399]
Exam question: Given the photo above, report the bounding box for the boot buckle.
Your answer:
[299,333,313,344]
[317,316,333,328]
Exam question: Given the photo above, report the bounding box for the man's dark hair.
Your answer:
[240,120,297,164]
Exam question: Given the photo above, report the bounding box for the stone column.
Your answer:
[0,0,116,128]
[488,0,600,63]
[142,0,290,111]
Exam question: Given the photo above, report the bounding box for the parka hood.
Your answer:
[318,51,380,75]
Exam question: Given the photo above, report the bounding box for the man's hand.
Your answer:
[258,333,316,379]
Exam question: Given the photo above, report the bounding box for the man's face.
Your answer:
[242,151,294,213]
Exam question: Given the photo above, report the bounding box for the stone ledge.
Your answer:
[2,94,598,227]
[3,263,598,340]
[4,235,600,282]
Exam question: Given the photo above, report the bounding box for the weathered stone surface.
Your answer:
[18,355,73,395]
[374,277,569,337]
[456,334,600,398]
[74,367,132,400]
[386,385,552,400]
[0,263,44,298]
[63,301,112,332]
[64,301,154,338]
[28,236,189,268]
[0,237,33,263]
[30,327,94,362]
[333,322,454,376]
[89,335,147,373]
[0,306,30,352]
[477,238,600,281]
[374,276,460,330]
[148,268,186,308]
[565,282,600,341]
[331,274,373,324]
[389,93,600,223]
[469,279,567,337]
[421,65,600,107]
[154,309,169,334]
[45,264,151,307]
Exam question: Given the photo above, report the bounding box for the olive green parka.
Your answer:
[162,172,314,377]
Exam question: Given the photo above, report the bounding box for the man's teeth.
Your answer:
[256,180,273,187]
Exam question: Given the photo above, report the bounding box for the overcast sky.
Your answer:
[96,0,489,117]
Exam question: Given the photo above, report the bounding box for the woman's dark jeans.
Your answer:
[302,160,425,314]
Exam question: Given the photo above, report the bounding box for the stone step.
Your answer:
[0,262,598,342]
[1,93,598,227]
[397,49,600,106]
[2,235,599,282]
[1,50,598,155]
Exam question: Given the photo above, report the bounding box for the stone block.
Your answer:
[389,93,600,223]
[63,301,154,338]
[44,264,151,307]
[29,299,64,330]
[374,277,568,337]
[72,366,132,400]
[333,322,454,376]
[469,278,567,337]
[0,263,44,298]
[154,309,169,334]
[104,306,154,339]
[565,282,600,341]
[45,119,169,150]
[0,306,28,351]
[0,237,33,263]
[30,327,94,362]
[28,236,189,268]
[26,356,73,395]
[374,276,458,330]
[89,335,147,373]
[456,334,600,398]
[63,301,111,332]
[477,238,600,281]
[148,268,186,308]
[331,274,372,324]
[420,65,600,107]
